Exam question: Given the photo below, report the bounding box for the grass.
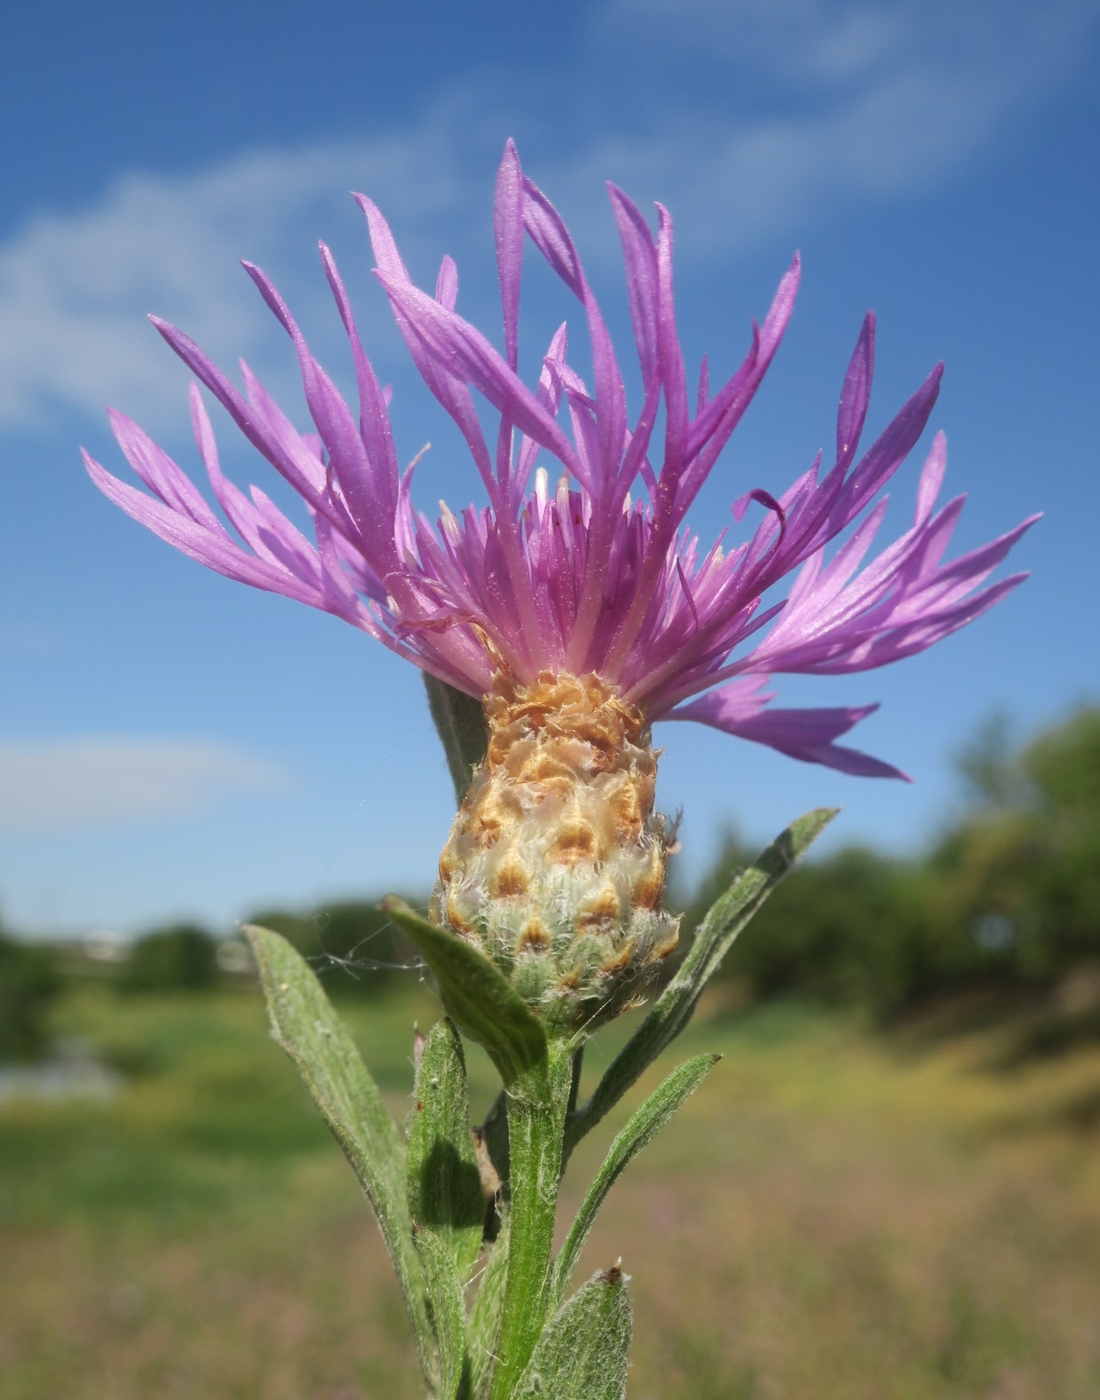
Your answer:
[2,981,1100,1398]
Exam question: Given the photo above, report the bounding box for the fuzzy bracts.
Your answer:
[432,673,679,1029]
[84,140,1036,780]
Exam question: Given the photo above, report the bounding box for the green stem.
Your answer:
[489,1040,574,1400]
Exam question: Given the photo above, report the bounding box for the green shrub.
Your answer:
[0,931,61,1060]
[681,837,931,1014]
[121,924,218,992]
[683,704,1100,1018]
[931,705,1100,986]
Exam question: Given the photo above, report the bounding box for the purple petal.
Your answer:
[830,364,942,530]
[608,183,660,388]
[656,205,688,465]
[836,312,875,466]
[107,408,222,533]
[241,261,398,568]
[495,140,524,371]
[521,171,626,493]
[189,386,295,566]
[436,255,459,311]
[83,449,320,604]
[150,316,342,528]
[238,362,328,496]
[685,254,800,468]
[373,269,579,475]
[914,431,947,523]
[513,323,568,502]
[667,682,909,780]
[521,176,584,295]
[318,242,401,516]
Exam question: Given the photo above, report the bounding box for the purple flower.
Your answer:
[84,141,1036,780]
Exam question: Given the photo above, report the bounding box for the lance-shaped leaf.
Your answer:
[565,808,836,1157]
[415,1225,471,1400]
[469,1213,510,1400]
[424,673,489,807]
[382,898,548,1087]
[243,925,433,1375]
[512,1266,633,1400]
[407,1017,485,1282]
[553,1053,718,1305]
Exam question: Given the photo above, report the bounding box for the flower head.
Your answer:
[85,141,1037,1026]
[85,142,1034,783]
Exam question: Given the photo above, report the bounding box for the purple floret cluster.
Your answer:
[85,141,1035,779]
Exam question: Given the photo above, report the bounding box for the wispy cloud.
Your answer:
[597,0,1098,85]
[565,0,1100,250]
[0,737,286,831]
[0,112,480,433]
[0,0,1095,432]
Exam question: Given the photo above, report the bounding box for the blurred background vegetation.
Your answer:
[2,703,1099,1398]
[0,931,60,1062]
[681,703,1100,1038]
[10,702,1100,1045]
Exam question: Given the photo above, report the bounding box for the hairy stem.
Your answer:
[489,1041,574,1400]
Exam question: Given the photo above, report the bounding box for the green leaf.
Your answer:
[565,808,837,1158]
[553,1053,719,1305]
[469,1213,510,1400]
[382,898,548,1087]
[512,1267,633,1400]
[407,1018,485,1282]
[415,1225,471,1400]
[424,673,489,807]
[243,924,433,1379]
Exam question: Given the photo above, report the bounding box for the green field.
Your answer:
[2,981,1100,1399]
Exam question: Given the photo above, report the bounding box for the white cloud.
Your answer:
[532,73,991,257]
[0,0,1095,433]
[568,0,1100,252]
[597,0,911,83]
[0,112,479,432]
[598,0,1100,86]
[0,737,286,830]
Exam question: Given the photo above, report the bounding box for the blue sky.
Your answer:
[1,0,1097,936]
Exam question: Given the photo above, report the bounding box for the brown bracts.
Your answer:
[431,672,680,1032]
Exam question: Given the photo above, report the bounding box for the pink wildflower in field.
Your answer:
[85,142,1035,779]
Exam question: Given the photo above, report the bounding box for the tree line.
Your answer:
[681,705,1100,1025]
